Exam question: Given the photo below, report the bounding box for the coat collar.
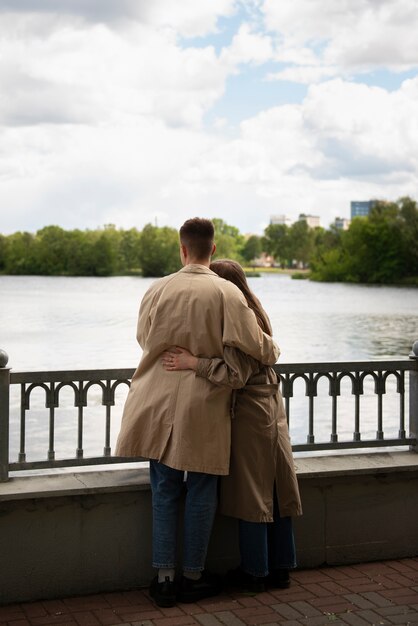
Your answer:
[179,264,217,275]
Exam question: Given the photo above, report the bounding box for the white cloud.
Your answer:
[0,20,231,129]
[263,0,418,82]
[267,65,337,84]
[0,1,418,237]
[0,0,237,36]
[220,22,273,67]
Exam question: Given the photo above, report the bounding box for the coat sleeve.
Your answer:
[221,285,280,365]
[136,282,159,349]
[195,347,258,389]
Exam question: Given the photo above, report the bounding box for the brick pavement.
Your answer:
[1,558,417,626]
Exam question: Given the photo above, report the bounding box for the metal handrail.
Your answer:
[0,344,417,482]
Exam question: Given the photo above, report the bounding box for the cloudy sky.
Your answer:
[1,0,418,235]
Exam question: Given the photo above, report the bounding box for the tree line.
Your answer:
[1,198,417,283]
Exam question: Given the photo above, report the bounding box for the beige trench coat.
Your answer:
[196,348,302,521]
[115,265,279,475]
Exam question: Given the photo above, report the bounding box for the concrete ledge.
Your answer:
[2,451,417,502]
[294,450,418,478]
[0,467,151,501]
[1,451,418,604]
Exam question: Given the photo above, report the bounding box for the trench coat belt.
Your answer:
[230,383,279,419]
[239,383,279,396]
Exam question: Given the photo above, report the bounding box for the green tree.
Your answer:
[0,235,8,272]
[118,228,142,271]
[91,233,116,276]
[287,220,315,267]
[3,232,38,274]
[138,224,181,277]
[311,202,406,283]
[262,224,291,267]
[34,225,70,275]
[398,196,418,277]
[241,235,262,264]
[212,218,244,260]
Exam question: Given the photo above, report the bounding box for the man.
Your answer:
[116,218,279,607]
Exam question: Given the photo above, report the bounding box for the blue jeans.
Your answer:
[239,494,297,577]
[149,460,218,572]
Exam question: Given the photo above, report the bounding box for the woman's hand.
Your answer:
[162,347,198,371]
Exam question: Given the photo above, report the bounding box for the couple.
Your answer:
[115,218,302,608]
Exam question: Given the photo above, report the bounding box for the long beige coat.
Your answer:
[195,348,302,521]
[115,264,279,475]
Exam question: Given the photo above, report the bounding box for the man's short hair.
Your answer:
[179,218,214,260]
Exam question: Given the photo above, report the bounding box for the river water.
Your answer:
[1,274,417,463]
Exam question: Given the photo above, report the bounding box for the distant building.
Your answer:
[270,214,292,226]
[334,217,351,230]
[298,213,320,228]
[350,200,377,219]
[252,252,275,267]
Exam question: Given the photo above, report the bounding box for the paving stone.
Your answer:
[307,599,355,615]
[269,590,316,604]
[212,610,246,626]
[152,616,199,626]
[232,606,277,620]
[0,606,25,621]
[271,603,303,620]
[292,571,333,584]
[320,583,349,596]
[359,592,393,608]
[92,608,124,625]
[196,602,239,613]
[72,611,102,626]
[194,613,224,626]
[387,612,418,624]
[253,592,280,606]
[304,616,343,625]
[341,582,383,594]
[241,612,282,625]
[355,608,391,623]
[338,613,375,626]
[235,598,261,608]
[303,584,337,598]
[114,608,163,622]
[342,595,375,610]
[288,602,322,618]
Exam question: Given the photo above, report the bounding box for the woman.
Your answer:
[162,259,302,593]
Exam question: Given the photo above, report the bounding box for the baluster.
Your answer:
[352,372,361,441]
[307,373,315,444]
[19,384,27,462]
[330,373,339,443]
[48,382,55,460]
[409,341,418,452]
[376,372,384,440]
[77,407,84,458]
[354,394,361,441]
[104,380,112,456]
[0,349,10,482]
[104,405,111,457]
[331,395,338,443]
[76,381,85,458]
[398,370,406,439]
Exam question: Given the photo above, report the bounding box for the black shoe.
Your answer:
[177,570,223,603]
[150,575,177,607]
[224,567,265,594]
[266,568,290,589]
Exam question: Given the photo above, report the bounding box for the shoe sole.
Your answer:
[177,588,222,603]
[149,588,177,608]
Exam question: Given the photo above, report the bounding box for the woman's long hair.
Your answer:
[210,259,272,336]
